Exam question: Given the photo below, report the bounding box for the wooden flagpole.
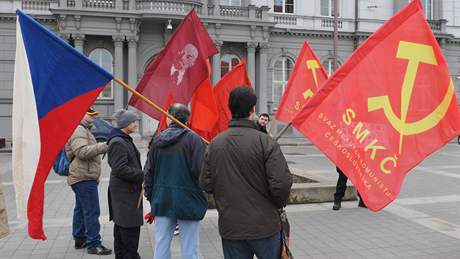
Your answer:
[274,122,292,141]
[113,77,210,145]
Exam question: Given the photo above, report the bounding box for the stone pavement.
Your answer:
[1,143,460,258]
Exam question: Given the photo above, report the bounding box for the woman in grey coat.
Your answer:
[107,109,143,259]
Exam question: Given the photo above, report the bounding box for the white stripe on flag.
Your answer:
[12,18,41,220]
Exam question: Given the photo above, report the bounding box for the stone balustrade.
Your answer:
[136,0,202,14]
[320,17,343,28]
[83,0,115,9]
[273,14,297,25]
[20,0,269,21]
[22,0,58,12]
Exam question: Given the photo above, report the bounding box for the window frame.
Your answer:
[272,56,295,107]
[220,54,241,76]
[89,48,114,100]
[220,0,241,6]
[274,0,295,14]
[320,0,339,17]
[421,0,433,20]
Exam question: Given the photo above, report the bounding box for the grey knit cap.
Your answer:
[113,109,139,129]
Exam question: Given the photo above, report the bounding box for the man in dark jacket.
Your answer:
[200,87,293,259]
[255,113,270,134]
[107,109,144,259]
[144,103,206,259]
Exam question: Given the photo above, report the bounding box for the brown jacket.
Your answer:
[0,179,9,239]
[200,119,292,240]
[65,122,108,186]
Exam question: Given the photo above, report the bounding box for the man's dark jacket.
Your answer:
[144,123,207,220]
[107,129,144,228]
[200,119,292,240]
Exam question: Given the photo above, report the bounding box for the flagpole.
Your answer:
[113,77,210,145]
[274,122,292,141]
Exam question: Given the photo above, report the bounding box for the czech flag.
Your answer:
[12,10,113,240]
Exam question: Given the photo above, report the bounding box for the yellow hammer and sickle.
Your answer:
[368,41,454,154]
[303,60,321,100]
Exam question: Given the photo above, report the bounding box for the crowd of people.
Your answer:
[63,86,362,259]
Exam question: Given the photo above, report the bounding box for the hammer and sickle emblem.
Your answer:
[295,60,321,110]
[368,41,455,154]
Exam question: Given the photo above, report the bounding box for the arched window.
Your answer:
[221,54,240,76]
[89,48,113,99]
[272,57,294,107]
[274,0,294,13]
[322,58,341,76]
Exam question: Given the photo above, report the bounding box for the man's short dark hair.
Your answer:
[228,87,257,119]
[259,113,270,120]
[168,103,190,124]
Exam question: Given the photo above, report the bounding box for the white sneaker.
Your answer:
[174,225,179,236]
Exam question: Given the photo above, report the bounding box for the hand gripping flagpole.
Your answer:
[113,78,210,145]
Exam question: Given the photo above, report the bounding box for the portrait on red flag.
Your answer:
[128,9,218,120]
[292,0,460,211]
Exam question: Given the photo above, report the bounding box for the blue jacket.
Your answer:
[144,123,207,220]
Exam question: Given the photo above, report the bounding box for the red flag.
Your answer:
[275,41,328,123]
[157,92,174,132]
[292,0,460,211]
[213,61,252,133]
[190,62,217,141]
[128,9,218,119]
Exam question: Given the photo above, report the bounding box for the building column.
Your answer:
[212,40,222,85]
[73,34,84,53]
[113,35,125,111]
[127,36,138,94]
[247,42,256,86]
[257,42,269,113]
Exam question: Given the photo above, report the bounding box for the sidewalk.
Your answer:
[1,144,460,258]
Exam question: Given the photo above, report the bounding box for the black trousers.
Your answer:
[114,224,141,259]
[334,167,362,202]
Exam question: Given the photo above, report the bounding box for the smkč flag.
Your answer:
[292,0,460,211]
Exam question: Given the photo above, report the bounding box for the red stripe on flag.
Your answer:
[27,87,103,240]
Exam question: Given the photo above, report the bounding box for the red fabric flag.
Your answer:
[190,62,217,141]
[292,0,460,211]
[213,60,252,134]
[157,92,174,132]
[275,41,328,123]
[128,9,218,120]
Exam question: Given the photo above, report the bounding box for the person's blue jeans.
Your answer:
[153,216,200,259]
[71,180,101,249]
[222,232,281,259]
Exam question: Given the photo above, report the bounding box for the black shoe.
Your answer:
[74,239,86,249]
[332,201,341,210]
[87,244,112,255]
[358,200,367,208]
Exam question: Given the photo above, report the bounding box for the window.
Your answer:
[89,48,113,99]
[322,58,341,76]
[274,0,294,14]
[320,0,339,17]
[221,54,240,76]
[272,57,294,107]
[421,0,432,19]
[220,0,241,6]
